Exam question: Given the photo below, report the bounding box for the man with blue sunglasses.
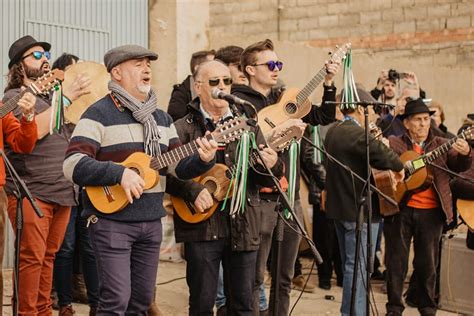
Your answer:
[233,38,341,316]
[4,35,92,316]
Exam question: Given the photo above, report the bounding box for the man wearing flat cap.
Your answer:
[385,98,472,316]
[3,35,91,316]
[63,44,218,314]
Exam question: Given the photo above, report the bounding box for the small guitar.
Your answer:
[86,117,251,214]
[257,43,351,136]
[395,127,474,203]
[172,125,305,223]
[368,124,400,216]
[457,199,474,231]
[0,69,64,118]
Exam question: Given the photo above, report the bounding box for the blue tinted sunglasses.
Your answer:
[252,60,283,71]
[22,51,51,61]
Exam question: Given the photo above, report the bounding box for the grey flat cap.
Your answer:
[104,45,158,72]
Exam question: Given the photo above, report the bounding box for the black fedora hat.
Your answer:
[399,98,436,120]
[8,35,51,69]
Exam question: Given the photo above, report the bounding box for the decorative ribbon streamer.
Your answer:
[50,84,63,134]
[284,139,299,219]
[312,125,322,164]
[341,50,361,111]
[222,131,256,215]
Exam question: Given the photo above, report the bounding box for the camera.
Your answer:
[388,69,402,82]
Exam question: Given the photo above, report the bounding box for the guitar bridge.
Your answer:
[103,186,115,202]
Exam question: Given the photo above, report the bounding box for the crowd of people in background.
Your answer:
[0,34,472,316]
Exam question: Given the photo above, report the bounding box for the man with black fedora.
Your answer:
[63,44,218,315]
[3,35,91,316]
[385,98,472,316]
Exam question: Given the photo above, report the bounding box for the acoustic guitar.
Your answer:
[395,127,473,204]
[257,43,351,136]
[0,69,64,118]
[457,199,474,231]
[368,124,400,216]
[85,117,251,214]
[172,124,305,224]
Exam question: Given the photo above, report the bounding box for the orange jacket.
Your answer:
[0,107,38,187]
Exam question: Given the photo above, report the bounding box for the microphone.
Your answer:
[211,88,252,107]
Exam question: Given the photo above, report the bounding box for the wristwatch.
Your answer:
[23,113,35,122]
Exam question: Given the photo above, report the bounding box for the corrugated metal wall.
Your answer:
[1,0,148,267]
[1,0,148,96]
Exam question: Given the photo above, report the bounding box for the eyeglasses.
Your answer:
[252,60,283,71]
[22,51,51,61]
[198,77,233,87]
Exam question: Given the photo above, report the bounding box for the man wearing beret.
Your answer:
[63,45,218,315]
[3,35,91,316]
[385,99,472,316]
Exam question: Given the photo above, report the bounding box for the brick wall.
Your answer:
[207,0,474,132]
[210,0,474,52]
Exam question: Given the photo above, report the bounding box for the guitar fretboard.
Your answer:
[149,134,213,170]
[423,134,467,164]
[296,68,327,106]
[0,86,34,118]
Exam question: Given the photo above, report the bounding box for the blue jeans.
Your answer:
[53,206,99,307]
[335,220,379,316]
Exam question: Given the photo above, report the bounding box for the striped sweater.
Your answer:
[63,94,214,222]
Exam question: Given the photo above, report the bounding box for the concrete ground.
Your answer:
[2,259,459,316]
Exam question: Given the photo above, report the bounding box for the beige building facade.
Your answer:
[150,0,474,132]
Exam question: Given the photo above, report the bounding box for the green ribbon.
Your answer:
[53,85,62,132]
[284,139,299,219]
[222,131,257,215]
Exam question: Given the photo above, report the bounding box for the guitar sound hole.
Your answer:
[203,180,217,195]
[285,102,297,114]
[130,167,140,175]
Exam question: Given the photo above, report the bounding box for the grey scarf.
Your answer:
[108,80,162,157]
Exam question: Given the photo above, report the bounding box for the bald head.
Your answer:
[193,59,229,81]
[193,60,232,118]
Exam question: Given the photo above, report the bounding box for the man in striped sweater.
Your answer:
[63,45,217,315]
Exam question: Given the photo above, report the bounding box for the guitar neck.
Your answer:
[296,67,327,106]
[0,87,33,118]
[423,135,464,165]
[150,134,213,170]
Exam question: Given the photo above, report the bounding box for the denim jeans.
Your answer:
[335,220,379,316]
[54,206,99,307]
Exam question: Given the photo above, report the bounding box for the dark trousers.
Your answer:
[89,217,162,316]
[313,208,342,284]
[184,239,257,316]
[384,206,444,316]
[54,206,99,307]
[269,200,304,316]
[253,200,278,313]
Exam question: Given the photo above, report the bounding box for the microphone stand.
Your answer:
[428,162,474,184]
[0,150,43,316]
[245,119,323,316]
[300,106,396,316]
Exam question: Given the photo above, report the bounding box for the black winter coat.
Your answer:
[167,98,284,251]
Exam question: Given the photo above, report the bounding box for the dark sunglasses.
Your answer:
[252,60,283,71]
[200,77,233,87]
[22,51,51,61]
